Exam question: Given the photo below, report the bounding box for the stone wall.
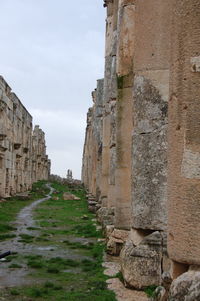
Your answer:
[0,76,50,198]
[82,0,200,298]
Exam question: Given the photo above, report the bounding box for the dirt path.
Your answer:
[0,184,55,287]
[0,184,54,253]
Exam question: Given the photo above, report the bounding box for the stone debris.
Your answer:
[121,232,162,289]
[168,269,200,301]
[63,192,80,201]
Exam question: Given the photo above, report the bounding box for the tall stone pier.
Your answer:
[167,1,200,298]
[114,0,134,230]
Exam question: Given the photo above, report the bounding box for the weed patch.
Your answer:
[144,285,157,297]
[9,263,22,268]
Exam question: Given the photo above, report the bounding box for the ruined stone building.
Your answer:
[0,76,50,198]
[82,0,200,299]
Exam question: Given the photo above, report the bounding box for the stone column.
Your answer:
[114,0,135,230]
[120,0,171,289]
[168,0,200,274]
[97,1,118,228]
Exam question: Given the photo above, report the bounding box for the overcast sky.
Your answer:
[0,0,106,179]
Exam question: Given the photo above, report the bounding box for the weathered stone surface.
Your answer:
[154,286,167,301]
[120,232,162,289]
[167,0,200,267]
[132,76,167,231]
[96,207,115,227]
[168,269,200,301]
[82,79,104,199]
[107,278,149,301]
[129,228,147,246]
[105,225,115,239]
[107,229,130,256]
[114,0,135,231]
[107,237,124,256]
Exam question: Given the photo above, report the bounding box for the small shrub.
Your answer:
[144,285,157,297]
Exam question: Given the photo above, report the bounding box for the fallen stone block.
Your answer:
[107,236,124,256]
[168,267,200,301]
[121,231,162,289]
[106,228,130,256]
[97,207,115,228]
[63,192,80,201]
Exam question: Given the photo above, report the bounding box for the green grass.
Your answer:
[0,181,116,300]
[144,285,157,297]
[62,239,94,250]
[19,233,35,243]
[0,233,16,241]
[0,180,49,241]
[10,289,20,296]
[115,271,124,283]
[9,263,22,268]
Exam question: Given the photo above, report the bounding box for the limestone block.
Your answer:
[116,0,135,76]
[129,228,146,246]
[112,229,129,242]
[106,229,130,256]
[97,207,115,228]
[134,0,171,72]
[115,85,133,230]
[154,286,167,301]
[105,225,115,239]
[107,236,124,256]
[120,232,162,289]
[132,75,167,231]
[167,0,200,266]
[168,269,200,301]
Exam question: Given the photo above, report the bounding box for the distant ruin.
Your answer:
[82,0,200,299]
[0,76,50,198]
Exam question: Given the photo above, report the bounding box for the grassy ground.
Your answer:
[0,181,50,241]
[0,181,116,301]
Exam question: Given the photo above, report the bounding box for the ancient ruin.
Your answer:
[82,0,200,299]
[0,76,50,198]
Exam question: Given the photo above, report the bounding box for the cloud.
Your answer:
[0,0,106,178]
[30,108,86,179]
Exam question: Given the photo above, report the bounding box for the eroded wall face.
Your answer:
[0,76,50,198]
[101,0,118,209]
[132,0,170,231]
[32,125,50,183]
[114,0,135,230]
[168,0,200,266]
[82,0,200,296]
[82,79,104,200]
[119,0,171,289]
